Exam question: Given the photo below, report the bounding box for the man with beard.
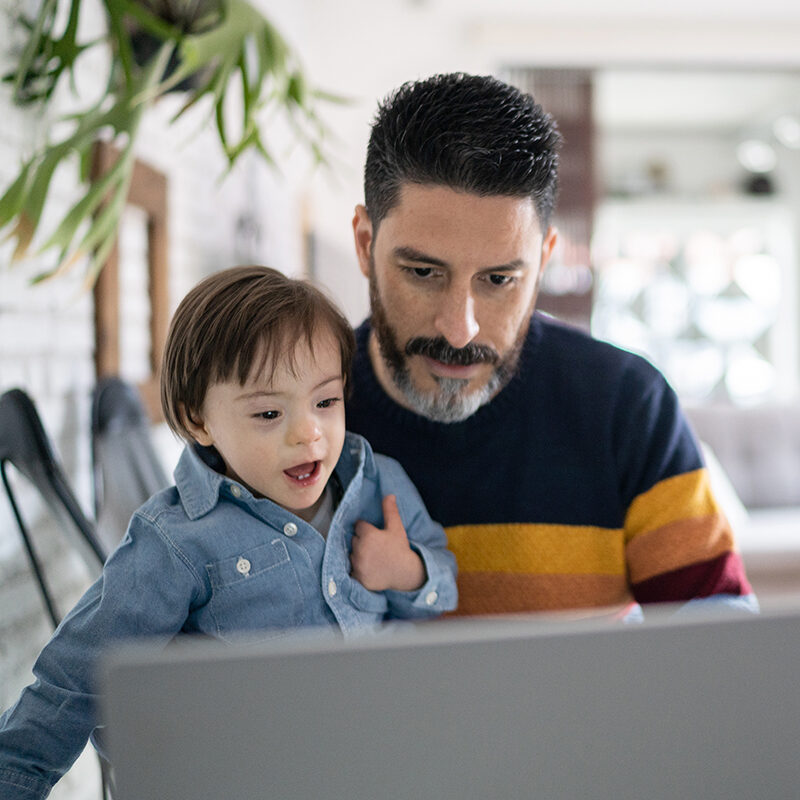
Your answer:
[346,72,756,618]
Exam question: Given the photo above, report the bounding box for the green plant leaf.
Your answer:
[4,0,338,287]
[80,222,121,288]
[39,152,130,253]
[114,0,183,42]
[10,146,71,260]
[0,161,35,231]
[8,214,36,262]
[49,165,131,280]
[287,71,306,106]
[11,0,58,101]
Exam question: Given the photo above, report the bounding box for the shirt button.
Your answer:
[283,522,298,537]
[236,557,251,575]
[425,590,439,606]
[328,578,337,597]
[229,484,242,498]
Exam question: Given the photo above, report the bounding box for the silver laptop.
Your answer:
[101,606,800,800]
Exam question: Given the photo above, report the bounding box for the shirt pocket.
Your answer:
[206,539,306,641]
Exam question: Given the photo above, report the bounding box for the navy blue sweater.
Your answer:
[346,314,752,614]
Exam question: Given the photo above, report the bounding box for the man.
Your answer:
[345,72,756,617]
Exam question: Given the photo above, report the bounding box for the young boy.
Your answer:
[0,266,457,800]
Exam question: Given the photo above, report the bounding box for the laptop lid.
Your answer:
[101,607,800,800]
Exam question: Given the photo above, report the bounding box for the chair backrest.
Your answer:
[0,387,106,627]
[91,377,169,552]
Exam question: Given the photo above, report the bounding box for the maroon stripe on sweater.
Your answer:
[632,551,752,604]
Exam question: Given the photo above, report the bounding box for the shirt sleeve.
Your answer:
[373,455,458,618]
[0,512,202,799]
[615,367,755,609]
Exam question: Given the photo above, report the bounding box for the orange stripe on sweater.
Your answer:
[625,512,735,584]
[447,572,632,616]
[445,523,625,576]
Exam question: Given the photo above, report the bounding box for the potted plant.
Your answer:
[1,0,334,285]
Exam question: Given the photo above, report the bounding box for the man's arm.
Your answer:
[618,370,756,614]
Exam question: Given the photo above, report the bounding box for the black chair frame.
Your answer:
[0,388,106,627]
[0,388,111,798]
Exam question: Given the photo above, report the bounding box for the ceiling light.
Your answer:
[773,115,800,149]
[736,139,777,173]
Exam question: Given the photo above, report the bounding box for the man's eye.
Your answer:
[256,410,280,420]
[403,266,436,279]
[317,397,341,409]
[488,273,513,286]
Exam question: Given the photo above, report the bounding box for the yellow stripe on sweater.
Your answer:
[624,468,720,543]
[445,523,625,576]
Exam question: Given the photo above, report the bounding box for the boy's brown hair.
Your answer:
[161,265,355,442]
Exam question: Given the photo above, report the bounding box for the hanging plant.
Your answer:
[1,0,336,285]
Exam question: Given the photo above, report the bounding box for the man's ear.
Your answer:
[180,403,214,447]
[541,226,558,269]
[352,205,373,278]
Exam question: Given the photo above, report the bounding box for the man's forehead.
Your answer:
[376,183,544,259]
[391,181,538,214]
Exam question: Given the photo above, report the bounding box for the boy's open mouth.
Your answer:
[283,460,321,486]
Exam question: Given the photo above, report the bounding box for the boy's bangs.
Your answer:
[238,317,323,388]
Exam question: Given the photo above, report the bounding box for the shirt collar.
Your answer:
[173,444,228,520]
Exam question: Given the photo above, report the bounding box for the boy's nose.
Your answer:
[289,413,322,446]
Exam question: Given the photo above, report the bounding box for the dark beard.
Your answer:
[367,260,527,422]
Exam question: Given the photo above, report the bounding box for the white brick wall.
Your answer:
[0,5,304,787]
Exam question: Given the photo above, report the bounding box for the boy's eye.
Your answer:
[255,410,280,420]
[317,397,342,409]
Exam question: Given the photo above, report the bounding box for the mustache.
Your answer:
[405,337,499,367]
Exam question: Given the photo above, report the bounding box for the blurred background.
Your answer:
[1,1,800,795]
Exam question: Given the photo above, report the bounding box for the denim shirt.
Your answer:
[0,432,457,800]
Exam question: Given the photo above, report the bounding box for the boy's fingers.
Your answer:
[352,496,400,545]
[381,494,401,529]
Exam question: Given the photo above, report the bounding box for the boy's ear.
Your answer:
[180,403,214,446]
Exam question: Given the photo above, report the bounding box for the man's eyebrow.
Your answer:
[392,246,448,267]
[235,375,342,402]
[478,259,528,273]
[393,246,528,273]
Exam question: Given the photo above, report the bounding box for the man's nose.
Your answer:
[434,288,480,350]
[288,411,322,446]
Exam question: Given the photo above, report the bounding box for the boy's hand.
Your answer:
[350,494,426,592]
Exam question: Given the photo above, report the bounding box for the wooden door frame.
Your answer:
[91,142,169,421]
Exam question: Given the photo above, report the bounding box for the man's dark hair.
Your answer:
[364,72,562,231]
